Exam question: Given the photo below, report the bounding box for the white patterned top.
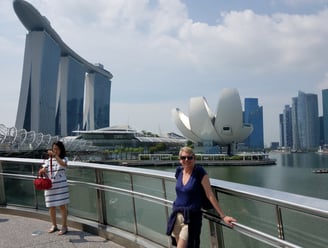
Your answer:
[42,157,69,207]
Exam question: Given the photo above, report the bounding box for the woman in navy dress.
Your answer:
[39,141,69,235]
[167,147,236,248]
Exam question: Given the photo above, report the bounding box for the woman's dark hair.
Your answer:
[53,141,66,159]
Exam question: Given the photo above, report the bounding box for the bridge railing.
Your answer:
[0,157,327,248]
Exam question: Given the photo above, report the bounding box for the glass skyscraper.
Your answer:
[296,91,319,150]
[84,72,111,130]
[280,105,293,148]
[57,56,86,136]
[244,98,264,149]
[283,91,319,151]
[322,89,328,144]
[16,31,60,135]
[291,97,300,150]
[14,1,113,136]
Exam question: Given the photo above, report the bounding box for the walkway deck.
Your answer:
[0,213,125,248]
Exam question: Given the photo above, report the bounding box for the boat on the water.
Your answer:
[312,168,328,174]
[317,145,328,155]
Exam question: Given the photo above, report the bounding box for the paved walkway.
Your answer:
[0,214,125,248]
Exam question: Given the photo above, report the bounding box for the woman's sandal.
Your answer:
[58,226,68,235]
[48,225,59,233]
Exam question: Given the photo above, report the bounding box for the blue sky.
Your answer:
[1,0,328,146]
[184,0,328,24]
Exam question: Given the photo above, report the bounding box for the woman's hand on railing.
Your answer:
[222,215,237,227]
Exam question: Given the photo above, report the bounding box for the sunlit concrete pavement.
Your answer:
[0,214,125,248]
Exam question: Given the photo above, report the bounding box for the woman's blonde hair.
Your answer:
[179,146,194,157]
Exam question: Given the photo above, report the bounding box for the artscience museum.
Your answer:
[172,88,253,153]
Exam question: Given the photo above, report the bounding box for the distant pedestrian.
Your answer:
[38,141,69,235]
[166,146,236,248]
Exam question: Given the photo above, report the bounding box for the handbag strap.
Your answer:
[49,155,52,177]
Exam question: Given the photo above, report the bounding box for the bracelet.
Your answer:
[220,215,226,219]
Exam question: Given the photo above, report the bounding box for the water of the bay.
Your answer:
[156,152,328,200]
[138,152,328,247]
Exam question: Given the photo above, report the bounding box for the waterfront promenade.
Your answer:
[0,213,125,248]
[1,155,327,247]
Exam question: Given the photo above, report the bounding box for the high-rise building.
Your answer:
[322,89,328,144]
[57,56,86,136]
[282,105,293,148]
[295,91,319,150]
[279,113,284,147]
[84,72,111,130]
[319,116,324,146]
[244,98,264,149]
[13,0,113,136]
[282,92,320,151]
[291,97,300,151]
[15,31,60,135]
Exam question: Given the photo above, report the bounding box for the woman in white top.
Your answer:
[39,141,69,235]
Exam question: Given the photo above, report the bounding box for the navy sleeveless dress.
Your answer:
[166,165,207,248]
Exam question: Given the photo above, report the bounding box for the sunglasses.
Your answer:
[180,156,194,160]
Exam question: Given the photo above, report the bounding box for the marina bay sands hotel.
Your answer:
[13,0,113,137]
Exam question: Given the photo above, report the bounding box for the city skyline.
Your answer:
[280,90,321,150]
[1,0,328,146]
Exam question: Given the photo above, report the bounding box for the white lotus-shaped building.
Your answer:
[172,88,253,146]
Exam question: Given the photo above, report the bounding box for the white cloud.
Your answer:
[1,0,328,145]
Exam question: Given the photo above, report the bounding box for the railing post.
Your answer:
[95,168,107,224]
[130,174,138,235]
[208,218,223,248]
[162,178,172,248]
[275,205,285,240]
[208,189,225,248]
[162,178,170,221]
[31,162,39,209]
[0,162,6,205]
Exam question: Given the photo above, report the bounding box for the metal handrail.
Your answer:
[203,212,302,248]
[233,222,302,248]
[0,171,304,247]
[1,157,328,248]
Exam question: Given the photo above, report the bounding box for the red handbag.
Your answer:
[34,156,53,190]
[34,176,52,190]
